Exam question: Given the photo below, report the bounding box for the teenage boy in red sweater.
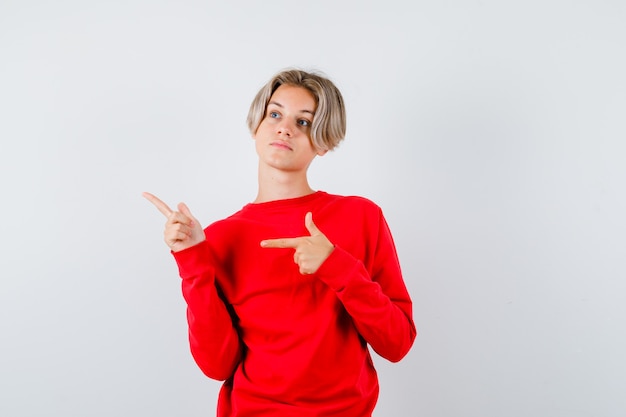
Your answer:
[144,69,416,417]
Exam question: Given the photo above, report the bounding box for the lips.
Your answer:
[270,141,293,151]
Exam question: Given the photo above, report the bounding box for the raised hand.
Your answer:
[260,212,334,275]
[142,192,205,252]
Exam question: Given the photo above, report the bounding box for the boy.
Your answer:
[144,69,416,416]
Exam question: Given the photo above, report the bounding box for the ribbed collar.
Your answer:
[242,191,327,213]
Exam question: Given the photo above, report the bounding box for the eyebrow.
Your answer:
[268,101,315,116]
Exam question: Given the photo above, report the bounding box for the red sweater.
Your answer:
[173,191,416,417]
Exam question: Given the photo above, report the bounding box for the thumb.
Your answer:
[177,202,197,225]
[305,212,321,236]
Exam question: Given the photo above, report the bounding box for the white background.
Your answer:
[1,1,625,416]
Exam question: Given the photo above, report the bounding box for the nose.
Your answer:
[276,119,294,138]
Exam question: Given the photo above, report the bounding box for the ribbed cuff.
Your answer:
[315,245,359,292]
[171,240,213,280]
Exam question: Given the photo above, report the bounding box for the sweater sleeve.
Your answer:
[315,209,416,363]
[173,240,243,381]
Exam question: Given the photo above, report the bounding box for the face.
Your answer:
[253,84,326,173]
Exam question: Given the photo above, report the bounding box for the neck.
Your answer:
[254,164,315,203]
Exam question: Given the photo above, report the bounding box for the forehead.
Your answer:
[269,84,317,110]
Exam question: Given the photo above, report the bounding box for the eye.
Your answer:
[269,111,280,119]
[297,119,311,127]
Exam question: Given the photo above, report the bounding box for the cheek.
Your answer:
[252,124,264,140]
[255,119,272,135]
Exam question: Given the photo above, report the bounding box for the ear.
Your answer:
[316,148,328,156]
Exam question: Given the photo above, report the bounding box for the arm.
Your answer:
[174,241,243,380]
[260,208,416,362]
[315,209,416,362]
[142,192,242,380]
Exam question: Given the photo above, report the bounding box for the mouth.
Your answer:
[270,141,293,151]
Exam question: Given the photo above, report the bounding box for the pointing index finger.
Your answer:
[142,192,174,218]
[260,237,301,249]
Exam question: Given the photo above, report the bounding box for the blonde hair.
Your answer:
[247,69,346,151]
